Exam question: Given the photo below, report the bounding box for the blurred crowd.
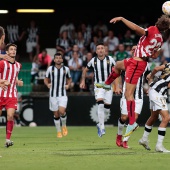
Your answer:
[2,16,170,93]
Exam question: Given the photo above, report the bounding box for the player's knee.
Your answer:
[59,111,66,116]
[125,92,134,101]
[97,100,104,105]
[7,115,14,121]
[115,60,125,71]
[121,114,128,122]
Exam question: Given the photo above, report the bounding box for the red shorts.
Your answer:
[124,58,147,84]
[0,97,17,110]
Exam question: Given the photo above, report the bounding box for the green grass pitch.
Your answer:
[0,126,170,170]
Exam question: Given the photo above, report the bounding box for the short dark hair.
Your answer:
[54,52,63,59]
[42,49,47,53]
[96,41,104,47]
[5,43,17,51]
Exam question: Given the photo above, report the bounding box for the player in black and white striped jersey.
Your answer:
[25,19,40,62]
[44,52,72,138]
[115,45,150,148]
[139,63,170,153]
[117,61,150,149]
[80,42,116,137]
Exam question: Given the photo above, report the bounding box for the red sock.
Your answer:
[126,100,135,125]
[6,120,14,140]
[105,67,120,85]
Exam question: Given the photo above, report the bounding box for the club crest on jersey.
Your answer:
[155,34,162,39]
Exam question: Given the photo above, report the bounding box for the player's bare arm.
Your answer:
[0,54,14,62]
[44,77,51,89]
[65,78,72,90]
[0,79,10,91]
[80,67,89,89]
[16,78,23,87]
[147,65,165,84]
[0,79,6,86]
[167,82,170,89]
[151,48,161,59]
[113,77,122,95]
[110,17,145,36]
[150,65,165,79]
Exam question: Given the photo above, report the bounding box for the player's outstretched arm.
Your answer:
[113,77,122,95]
[110,17,145,36]
[44,77,51,89]
[65,77,72,90]
[147,65,165,83]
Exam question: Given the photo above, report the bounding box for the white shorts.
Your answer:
[26,41,37,53]
[94,87,113,104]
[120,98,143,115]
[49,96,68,111]
[149,88,168,111]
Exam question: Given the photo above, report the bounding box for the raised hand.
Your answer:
[110,17,123,24]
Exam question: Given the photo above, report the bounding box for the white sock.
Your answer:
[104,108,110,115]
[104,108,110,122]
[60,113,67,127]
[54,117,61,132]
[123,136,130,142]
[142,124,152,141]
[117,118,124,135]
[98,104,105,129]
[156,127,166,146]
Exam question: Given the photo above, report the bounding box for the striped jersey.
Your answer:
[0,60,22,98]
[45,65,71,97]
[7,24,20,43]
[150,63,170,97]
[122,62,150,100]
[87,55,115,83]
[134,26,163,58]
[26,27,39,43]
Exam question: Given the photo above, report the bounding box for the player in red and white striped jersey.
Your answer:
[97,15,170,137]
[0,43,23,148]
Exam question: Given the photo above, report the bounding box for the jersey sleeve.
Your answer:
[45,67,51,78]
[19,62,22,70]
[66,67,72,78]
[87,58,94,70]
[110,56,116,66]
[0,61,4,73]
